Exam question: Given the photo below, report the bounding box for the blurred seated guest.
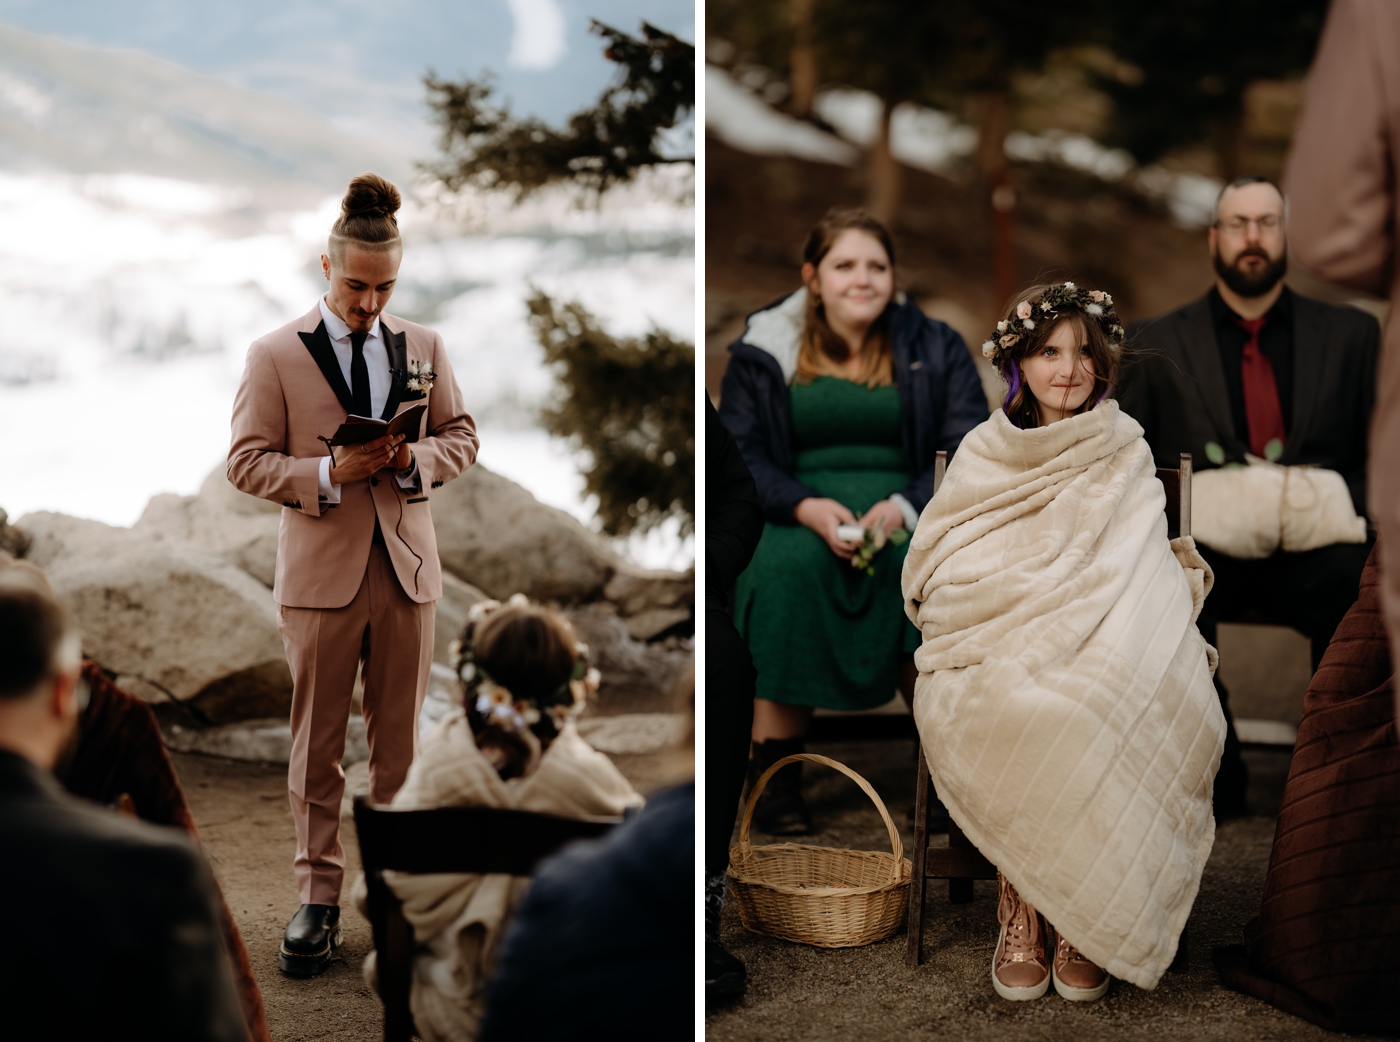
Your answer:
[719,208,988,834]
[0,569,247,1041]
[1215,544,1400,1033]
[1118,176,1380,814]
[355,596,643,1042]
[481,676,693,1041]
[703,394,764,1000]
[0,558,272,1042]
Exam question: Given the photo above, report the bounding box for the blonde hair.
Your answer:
[327,173,402,266]
[794,209,896,389]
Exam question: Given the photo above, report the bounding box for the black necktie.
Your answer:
[349,330,372,417]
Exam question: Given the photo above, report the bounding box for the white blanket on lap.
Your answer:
[901,402,1225,989]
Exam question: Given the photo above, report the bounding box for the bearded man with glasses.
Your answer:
[1118,176,1380,817]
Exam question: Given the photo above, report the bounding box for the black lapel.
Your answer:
[1174,296,1244,455]
[298,321,354,414]
[379,318,408,420]
[1285,294,1325,464]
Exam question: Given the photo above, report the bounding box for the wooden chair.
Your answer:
[353,795,621,1042]
[905,452,1193,971]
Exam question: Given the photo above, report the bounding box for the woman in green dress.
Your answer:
[717,210,989,833]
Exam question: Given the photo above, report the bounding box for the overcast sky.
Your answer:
[0,0,693,137]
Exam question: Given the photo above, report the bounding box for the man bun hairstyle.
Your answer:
[328,173,402,265]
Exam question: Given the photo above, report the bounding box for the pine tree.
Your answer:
[423,21,694,197]
[527,292,694,537]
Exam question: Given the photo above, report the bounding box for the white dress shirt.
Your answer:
[316,296,418,502]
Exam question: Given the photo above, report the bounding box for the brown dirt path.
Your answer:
[173,745,683,1041]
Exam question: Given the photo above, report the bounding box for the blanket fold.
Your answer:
[354,710,642,1042]
[902,402,1225,989]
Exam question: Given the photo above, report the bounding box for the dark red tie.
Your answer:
[1232,315,1286,458]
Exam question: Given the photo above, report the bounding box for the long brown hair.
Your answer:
[328,173,402,264]
[995,284,1120,429]
[794,209,897,389]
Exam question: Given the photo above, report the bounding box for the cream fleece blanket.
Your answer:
[354,710,643,1042]
[901,402,1226,989]
[1192,460,1367,559]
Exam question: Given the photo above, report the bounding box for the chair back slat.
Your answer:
[1155,453,1192,540]
[353,796,620,1042]
[933,450,947,496]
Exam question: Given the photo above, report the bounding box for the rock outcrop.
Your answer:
[7,459,692,728]
[21,512,292,724]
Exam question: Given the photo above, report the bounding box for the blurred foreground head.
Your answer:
[0,564,84,771]
[320,172,404,332]
[453,595,598,780]
[798,208,898,388]
[1209,176,1287,299]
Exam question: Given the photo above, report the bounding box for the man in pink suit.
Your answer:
[1285,0,1400,721]
[227,174,478,975]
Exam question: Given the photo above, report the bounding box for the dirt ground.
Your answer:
[173,745,683,1042]
[706,737,1384,1042]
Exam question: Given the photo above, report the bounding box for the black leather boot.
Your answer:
[749,737,812,835]
[705,872,746,1001]
[279,904,342,977]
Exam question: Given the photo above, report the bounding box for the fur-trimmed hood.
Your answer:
[737,287,912,383]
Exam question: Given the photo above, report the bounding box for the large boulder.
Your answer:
[135,469,280,587]
[432,465,621,603]
[431,465,695,638]
[0,508,31,558]
[434,570,490,664]
[561,603,692,715]
[20,512,292,724]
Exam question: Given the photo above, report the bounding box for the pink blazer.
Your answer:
[227,304,478,608]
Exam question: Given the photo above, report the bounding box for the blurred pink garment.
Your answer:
[1285,0,1400,721]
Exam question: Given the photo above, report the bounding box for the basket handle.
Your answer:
[738,753,903,864]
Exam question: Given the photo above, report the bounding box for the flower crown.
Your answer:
[447,594,601,738]
[980,282,1125,365]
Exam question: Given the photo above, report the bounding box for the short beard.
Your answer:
[1215,247,1287,298]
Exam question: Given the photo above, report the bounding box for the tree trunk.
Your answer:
[868,97,900,227]
[971,91,1016,309]
[788,0,817,118]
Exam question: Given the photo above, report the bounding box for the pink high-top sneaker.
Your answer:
[1052,931,1110,1001]
[993,873,1050,1000]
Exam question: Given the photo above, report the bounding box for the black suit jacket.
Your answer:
[705,396,763,614]
[1118,290,1380,515]
[0,750,246,1042]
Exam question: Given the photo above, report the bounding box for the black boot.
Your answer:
[1212,676,1250,819]
[279,904,342,977]
[749,737,812,835]
[705,872,746,1001]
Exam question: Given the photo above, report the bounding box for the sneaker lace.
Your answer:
[996,873,1043,964]
[1057,934,1091,966]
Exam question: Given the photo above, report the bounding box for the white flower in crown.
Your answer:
[507,593,530,608]
[1103,292,1113,305]
[1022,318,1036,330]
[996,320,1009,333]
[405,359,438,393]
[1085,303,1103,316]
[981,340,998,359]
[1063,281,1076,290]
[468,599,502,623]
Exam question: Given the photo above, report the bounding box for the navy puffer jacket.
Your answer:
[717,289,990,525]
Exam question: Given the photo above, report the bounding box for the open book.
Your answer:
[325,404,427,446]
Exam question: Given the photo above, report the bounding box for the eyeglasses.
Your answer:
[1214,214,1282,234]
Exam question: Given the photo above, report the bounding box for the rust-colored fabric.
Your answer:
[1215,546,1400,1033]
[227,303,478,608]
[58,664,272,1042]
[1284,0,1400,722]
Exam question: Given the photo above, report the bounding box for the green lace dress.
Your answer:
[733,376,922,710]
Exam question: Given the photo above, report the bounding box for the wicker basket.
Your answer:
[726,753,911,948]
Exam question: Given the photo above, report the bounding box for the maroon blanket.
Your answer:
[58,664,272,1042]
[1215,545,1400,1034]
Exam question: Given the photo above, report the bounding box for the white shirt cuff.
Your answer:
[318,455,342,505]
[394,455,420,493]
[890,493,920,531]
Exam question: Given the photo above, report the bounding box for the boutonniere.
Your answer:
[393,360,437,394]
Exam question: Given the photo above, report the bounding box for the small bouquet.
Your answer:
[393,359,438,395]
[837,523,909,576]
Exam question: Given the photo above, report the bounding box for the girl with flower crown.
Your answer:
[353,595,642,1042]
[902,283,1226,1003]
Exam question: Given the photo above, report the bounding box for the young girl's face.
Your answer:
[1021,318,1096,424]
